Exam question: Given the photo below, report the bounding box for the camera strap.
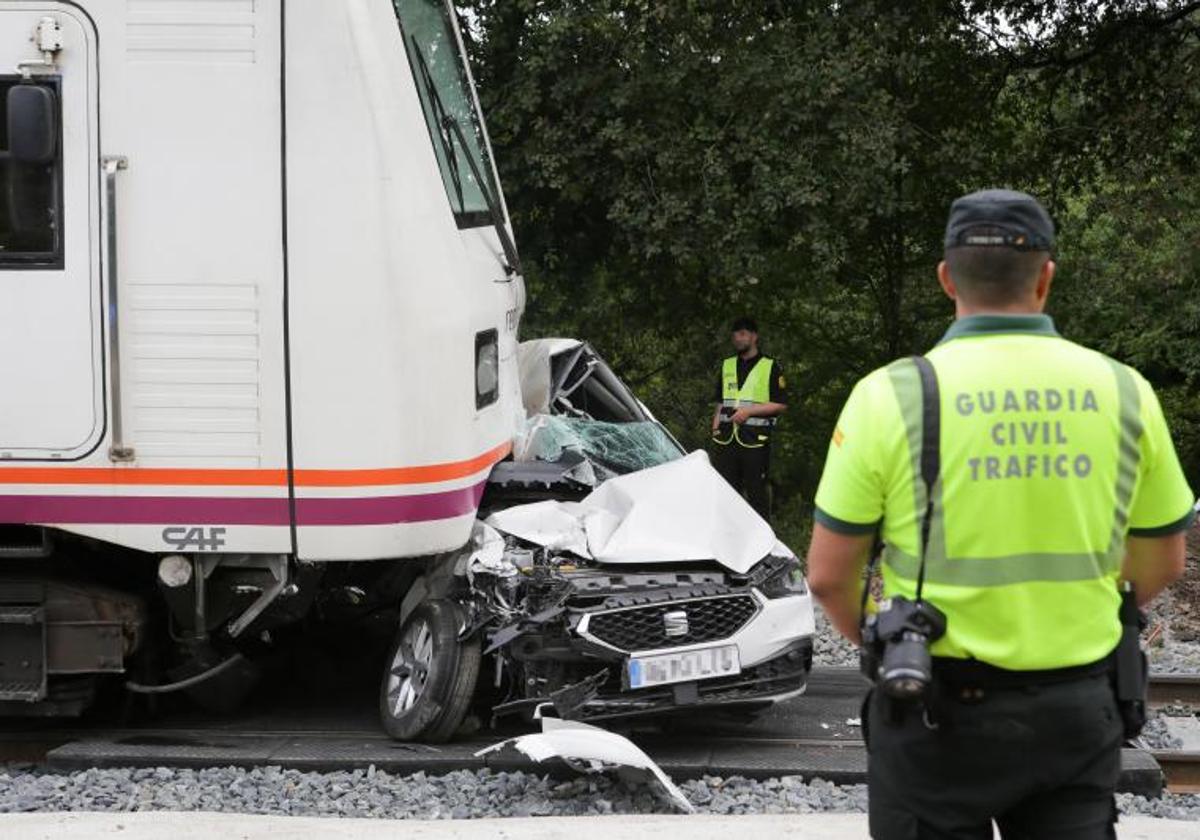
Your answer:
[911,355,940,602]
[858,356,941,623]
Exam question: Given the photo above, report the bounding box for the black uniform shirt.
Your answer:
[714,353,788,404]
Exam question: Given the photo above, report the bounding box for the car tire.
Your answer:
[379,599,481,743]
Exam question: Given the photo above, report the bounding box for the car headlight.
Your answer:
[758,555,809,599]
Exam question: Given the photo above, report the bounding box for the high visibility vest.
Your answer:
[814,314,1195,671]
[714,355,776,448]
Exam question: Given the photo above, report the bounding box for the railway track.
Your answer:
[1148,673,1200,792]
[1149,672,1200,708]
[0,721,1167,799]
[1153,751,1200,794]
[1,669,1192,796]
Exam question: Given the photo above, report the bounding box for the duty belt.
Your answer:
[932,654,1112,690]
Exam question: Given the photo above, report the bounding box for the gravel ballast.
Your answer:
[2,764,1198,822]
[1146,519,1200,673]
[812,607,859,669]
[0,765,864,819]
[1138,713,1183,751]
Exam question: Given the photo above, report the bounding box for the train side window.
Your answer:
[0,78,62,269]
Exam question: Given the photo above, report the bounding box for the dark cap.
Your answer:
[944,189,1055,252]
[731,316,758,333]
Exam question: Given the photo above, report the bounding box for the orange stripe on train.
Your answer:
[0,441,512,488]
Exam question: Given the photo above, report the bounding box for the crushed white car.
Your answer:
[380,340,815,741]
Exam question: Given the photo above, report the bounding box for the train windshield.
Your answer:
[393,0,500,229]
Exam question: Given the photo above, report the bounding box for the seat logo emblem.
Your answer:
[663,610,689,638]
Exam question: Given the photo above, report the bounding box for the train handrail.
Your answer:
[102,155,133,462]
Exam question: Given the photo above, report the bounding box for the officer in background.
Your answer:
[711,316,788,521]
[806,189,1194,838]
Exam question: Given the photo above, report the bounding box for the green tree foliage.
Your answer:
[459,0,1200,543]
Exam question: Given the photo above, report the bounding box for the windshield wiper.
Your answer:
[410,37,466,210]
[408,38,521,277]
[441,114,522,277]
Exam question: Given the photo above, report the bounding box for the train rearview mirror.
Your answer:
[8,84,58,164]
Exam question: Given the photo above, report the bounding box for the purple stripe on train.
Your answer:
[0,482,486,527]
[294,483,486,526]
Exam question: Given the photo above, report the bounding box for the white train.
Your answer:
[0,0,813,739]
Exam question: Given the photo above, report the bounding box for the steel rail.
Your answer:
[1151,750,1200,793]
[0,718,868,772]
[1149,672,1200,708]
[1147,673,1200,792]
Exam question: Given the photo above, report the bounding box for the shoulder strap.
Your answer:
[911,355,940,602]
[857,355,941,629]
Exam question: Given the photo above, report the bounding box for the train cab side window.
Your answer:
[0,78,62,268]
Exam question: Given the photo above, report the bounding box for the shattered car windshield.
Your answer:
[521,415,681,474]
[509,340,685,484]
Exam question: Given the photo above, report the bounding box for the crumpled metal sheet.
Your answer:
[517,338,581,416]
[465,522,514,579]
[486,451,775,573]
[483,501,592,558]
[475,716,696,814]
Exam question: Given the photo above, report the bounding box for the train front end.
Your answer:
[0,0,524,716]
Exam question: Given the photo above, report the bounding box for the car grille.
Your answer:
[584,595,758,652]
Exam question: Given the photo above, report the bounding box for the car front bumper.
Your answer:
[521,590,817,721]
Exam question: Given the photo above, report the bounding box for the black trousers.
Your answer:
[712,441,771,521]
[865,672,1122,839]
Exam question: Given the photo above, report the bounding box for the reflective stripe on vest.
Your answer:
[714,356,775,447]
[879,355,1134,669]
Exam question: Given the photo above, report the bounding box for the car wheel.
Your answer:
[379,599,480,742]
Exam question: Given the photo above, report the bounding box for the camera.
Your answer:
[861,597,947,700]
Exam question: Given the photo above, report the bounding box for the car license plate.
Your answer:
[627,645,741,689]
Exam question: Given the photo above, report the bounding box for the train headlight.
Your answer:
[475,329,499,409]
[157,555,193,589]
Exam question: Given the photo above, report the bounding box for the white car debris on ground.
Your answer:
[476,717,695,814]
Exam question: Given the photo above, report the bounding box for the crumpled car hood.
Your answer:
[486,451,776,573]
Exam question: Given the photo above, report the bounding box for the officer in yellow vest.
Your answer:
[807,189,1194,839]
[711,316,788,520]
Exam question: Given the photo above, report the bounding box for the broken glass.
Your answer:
[516,415,682,475]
